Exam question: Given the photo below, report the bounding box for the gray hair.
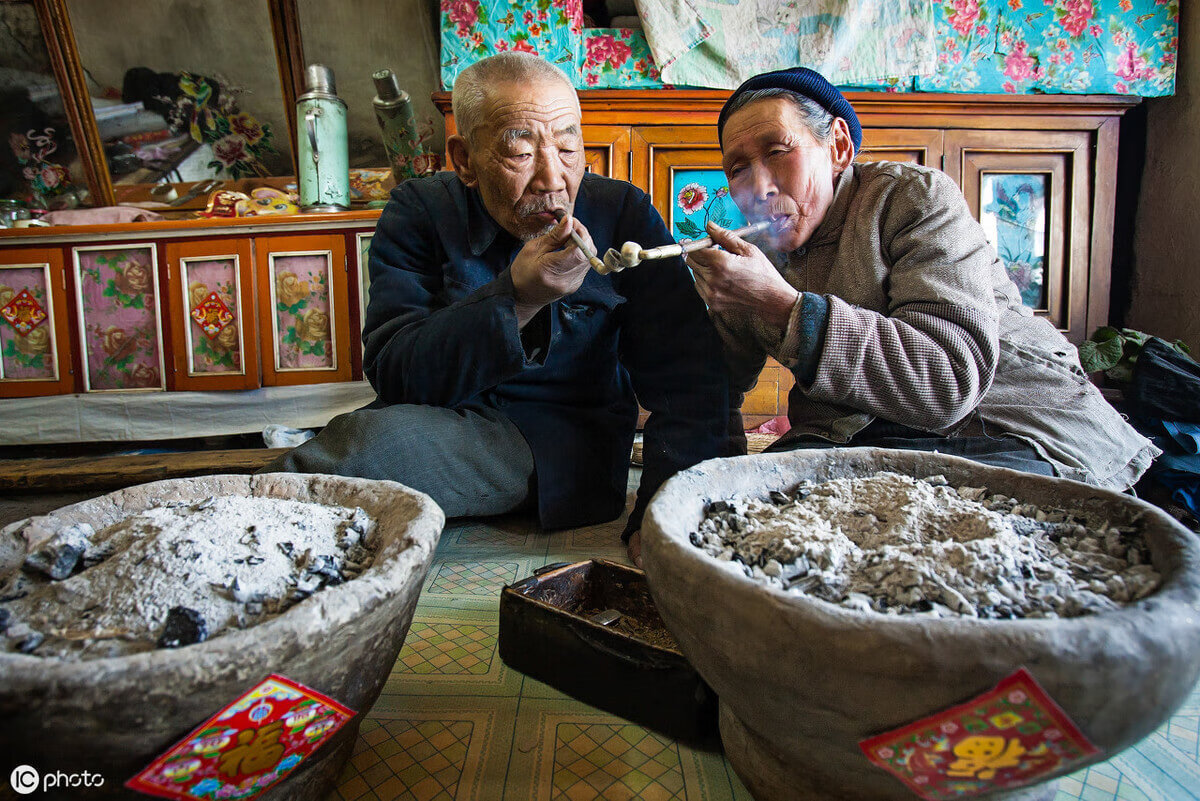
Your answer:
[452,53,578,144]
[721,87,836,145]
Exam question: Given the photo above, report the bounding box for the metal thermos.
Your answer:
[371,69,423,183]
[297,64,349,212]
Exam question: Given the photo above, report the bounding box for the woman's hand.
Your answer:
[686,221,798,331]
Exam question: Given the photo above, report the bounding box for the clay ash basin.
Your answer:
[0,473,444,800]
[641,448,1200,801]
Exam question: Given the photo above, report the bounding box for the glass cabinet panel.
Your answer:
[980,172,1051,311]
[65,0,295,202]
[72,243,166,391]
[0,1,90,209]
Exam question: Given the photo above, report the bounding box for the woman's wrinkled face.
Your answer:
[459,77,584,241]
[721,98,853,253]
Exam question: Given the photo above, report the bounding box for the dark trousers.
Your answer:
[264,404,536,518]
[766,419,1056,477]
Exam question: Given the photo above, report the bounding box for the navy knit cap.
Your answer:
[717,67,862,153]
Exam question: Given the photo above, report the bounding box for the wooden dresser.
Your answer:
[3,91,1137,432]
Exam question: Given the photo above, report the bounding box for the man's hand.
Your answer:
[686,221,799,332]
[511,212,596,328]
[626,530,643,569]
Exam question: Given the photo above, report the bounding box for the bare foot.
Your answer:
[626,530,643,569]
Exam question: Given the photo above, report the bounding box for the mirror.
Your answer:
[65,0,296,206]
[296,0,443,202]
[0,0,90,209]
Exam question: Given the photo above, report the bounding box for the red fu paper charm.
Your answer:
[126,673,354,801]
[190,291,235,340]
[1,288,48,336]
[859,668,1098,800]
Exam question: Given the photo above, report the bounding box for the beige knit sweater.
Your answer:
[713,160,1157,490]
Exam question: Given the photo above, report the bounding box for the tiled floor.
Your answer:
[325,469,1200,801]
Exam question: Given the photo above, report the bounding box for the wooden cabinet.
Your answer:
[164,238,258,391]
[0,246,74,397]
[70,241,166,392]
[0,213,376,397]
[255,233,352,387]
[945,129,1095,341]
[0,91,1137,417]
[858,128,944,167]
[438,90,1136,426]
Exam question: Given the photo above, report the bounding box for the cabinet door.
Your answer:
[632,125,793,427]
[71,242,166,392]
[0,248,74,397]
[355,231,373,375]
[165,238,258,391]
[858,129,944,167]
[583,125,632,180]
[256,234,352,386]
[945,130,1091,343]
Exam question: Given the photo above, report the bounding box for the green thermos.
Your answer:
[372,69,425,183]
[297,64,349,212]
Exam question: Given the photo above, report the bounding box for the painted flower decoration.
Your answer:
[276,272,310,307]
[677,183,708,214]
[228,113,264,145]
[129,363,160,388]
[114,260,153,295]
[211,322,239,354]
[15,326,49,355]
[212,135,249,168]
[189,282,210,310]
[297,308,331,343]
[101,325,133,358]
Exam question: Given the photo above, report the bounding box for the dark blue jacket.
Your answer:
[363,171,731,535]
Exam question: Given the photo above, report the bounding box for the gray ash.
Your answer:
[688,472,1159,620]
[1,495,379,660]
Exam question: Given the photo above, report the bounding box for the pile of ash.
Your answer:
[0,495,377,659]
[689,471,1159,620]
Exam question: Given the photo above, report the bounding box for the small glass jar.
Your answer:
[0,199,31,228]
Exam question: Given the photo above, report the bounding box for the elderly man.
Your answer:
[272,53,730,547]
[688,66,1157,490]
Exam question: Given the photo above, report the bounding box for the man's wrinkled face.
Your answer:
[721,98,852,253]
[462,78,584,241]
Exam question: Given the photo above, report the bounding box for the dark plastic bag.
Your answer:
[1128,337,1200,422]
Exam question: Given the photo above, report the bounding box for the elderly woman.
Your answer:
[689,67,1156,493]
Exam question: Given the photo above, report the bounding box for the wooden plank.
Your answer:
[0,448,290,493]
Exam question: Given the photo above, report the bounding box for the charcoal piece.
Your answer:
[157,606,208,648]
[16,631,43,654]
[768,490,790,505]
[24,541,85,580]
[0,607,9,634]
[308,554,343,585]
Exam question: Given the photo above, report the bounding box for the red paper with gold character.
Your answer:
[1,288,48,336]
[125,673,354,800]
[859,668,1099,800]
[190,291,234,340]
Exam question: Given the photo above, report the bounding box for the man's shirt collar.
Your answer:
[466,187,504,256]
